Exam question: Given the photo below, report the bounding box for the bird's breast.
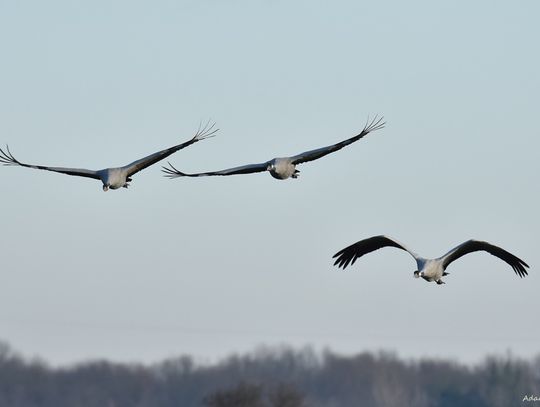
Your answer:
[106,168,128,188]
[421,260,443,279]
[269,158,296,180]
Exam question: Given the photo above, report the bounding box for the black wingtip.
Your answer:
[162,162,181,178]
[332,252,351,270]
[515,259,529,278]
[194,119,219,141]
[0,144,19,166]
[512,255,529,278]
[363,115,386,134]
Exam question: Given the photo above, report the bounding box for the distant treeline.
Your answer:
[0,341,538,407]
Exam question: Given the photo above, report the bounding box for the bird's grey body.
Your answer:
[162,116,384,181]
[0,121,218,191]
[415,258,444,283]
[333,235,529,285]
[97,167,131,191]
[268,157,299,180]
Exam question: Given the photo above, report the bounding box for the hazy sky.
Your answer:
[1,0,539,366]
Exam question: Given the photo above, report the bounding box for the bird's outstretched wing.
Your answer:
[333,235,416,270]
[439,240,529,277]
[162,161,269,178]
[290,116,385,165]
[125,120,219,177]
[0,145,101,180]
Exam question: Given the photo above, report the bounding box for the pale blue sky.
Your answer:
[0,0,539,365]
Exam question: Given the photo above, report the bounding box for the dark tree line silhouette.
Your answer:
[0,341,539,407]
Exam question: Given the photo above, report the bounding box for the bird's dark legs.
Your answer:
[123,177,132,188]
[436,279,446,285]
[292,169,300,179]
[442,272,450,276]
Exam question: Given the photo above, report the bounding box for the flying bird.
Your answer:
[162,116,384,180]
[0,121,218,191]
[332,235,529,285]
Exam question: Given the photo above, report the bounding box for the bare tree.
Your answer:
[268,383,307,407]
[203,382,265,407]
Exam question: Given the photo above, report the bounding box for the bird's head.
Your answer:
[413,270,421,278]
[103,184,110,192]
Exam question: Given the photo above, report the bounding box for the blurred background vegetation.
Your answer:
[1,340,538,406]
